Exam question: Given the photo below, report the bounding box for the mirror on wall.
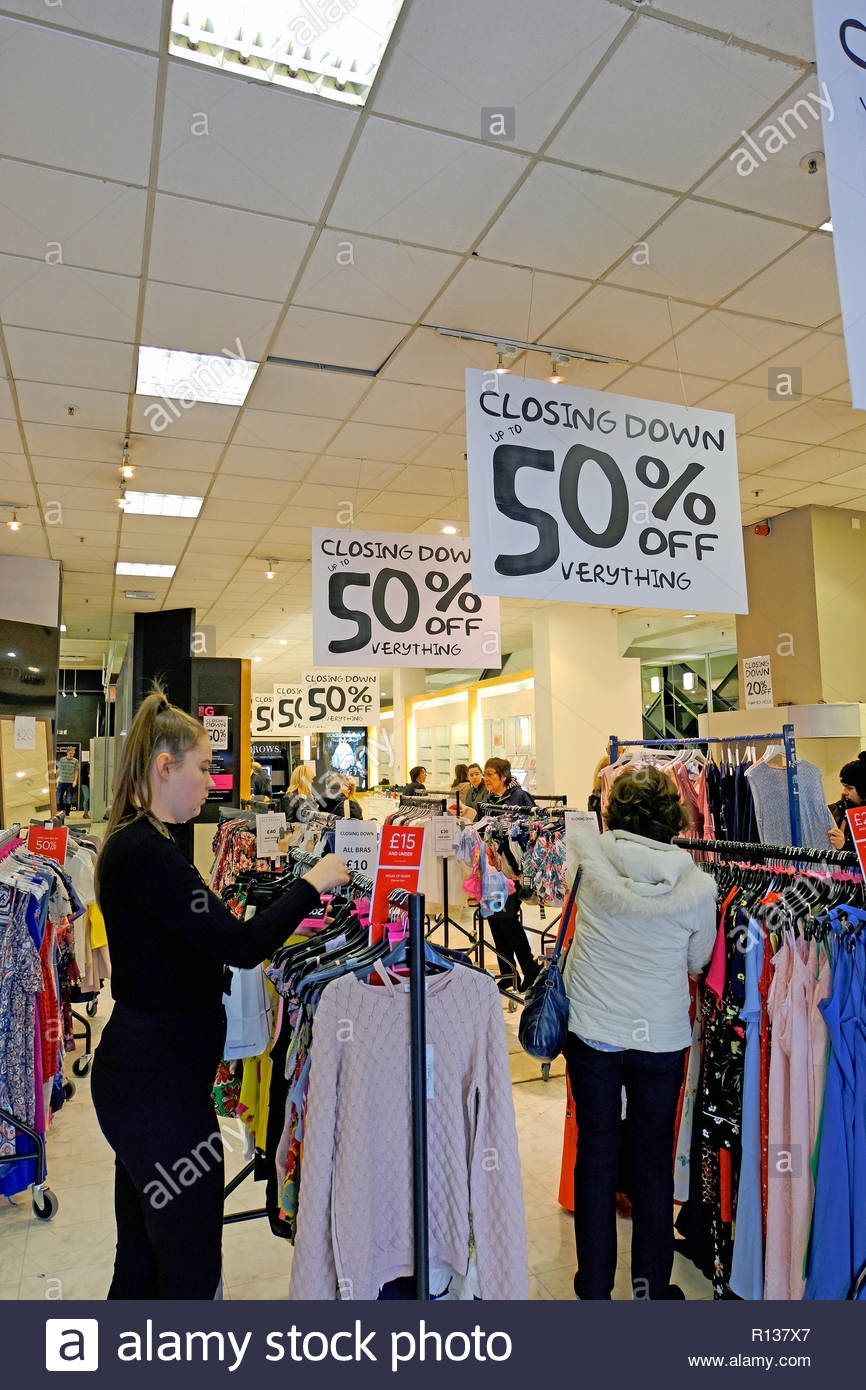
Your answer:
[0,717,55,826]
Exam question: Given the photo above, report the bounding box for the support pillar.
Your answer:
[532,606,643,807]
[391,668,428,787]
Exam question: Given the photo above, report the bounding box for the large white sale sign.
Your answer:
[301,669,380,730]
[813,2,866,410]
[311,528,501,669]
[466,370,747,614]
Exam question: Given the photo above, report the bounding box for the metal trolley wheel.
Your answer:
[32,1186,59,1221]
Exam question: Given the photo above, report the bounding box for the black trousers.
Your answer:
[91,1005,227,1299]
[564,1033,686,1300]
[487,890,535,988]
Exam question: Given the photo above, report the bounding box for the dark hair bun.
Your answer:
[858,751,866,763]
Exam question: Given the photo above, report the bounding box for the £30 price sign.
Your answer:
[465,369,747,615]
[312,528,501,669]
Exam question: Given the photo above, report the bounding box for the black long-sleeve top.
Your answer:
[98,816,320,1014]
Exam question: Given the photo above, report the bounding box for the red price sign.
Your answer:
[27,825,69,864]
[370,823,426,940]
[846,807,866,879]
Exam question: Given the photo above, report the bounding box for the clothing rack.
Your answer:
[397,794,475,954]
[610,723,802,849]
[407,891,429,1299]
[673,836,859,868]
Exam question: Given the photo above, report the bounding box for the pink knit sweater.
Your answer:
[288,965,529,1300]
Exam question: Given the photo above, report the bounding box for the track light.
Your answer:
[494,342,516,375]
[265,559,276,579]
[547,353,569,385]
[7,511,20,531]
[121,441,134,480]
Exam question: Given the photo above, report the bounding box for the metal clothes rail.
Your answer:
[610,723,802,849]
[397,795,474,951]
[673,836,859,868]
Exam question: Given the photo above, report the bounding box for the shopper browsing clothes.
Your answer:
[482,757,539,993]
[828,751,866,851]
[563,767,716,1300]
[91,686,349,1299]
[402,765,427,795]
[462,762,487,816]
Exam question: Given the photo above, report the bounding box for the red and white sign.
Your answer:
[846,807,866,878]
[370,823,426,940]
[27,825,68,864]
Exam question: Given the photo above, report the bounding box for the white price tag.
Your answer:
[203,715,228,751]
[565,810,600,837]
[742,654,774,710]
[466,369,747,616]
[312,528,501,670]
[334,820,378,876]
[14,716,36,751]
[432,815,455,856]
[256,812,286,859]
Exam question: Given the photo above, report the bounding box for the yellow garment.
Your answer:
[88,902,107,949]
[237,934,304,1147]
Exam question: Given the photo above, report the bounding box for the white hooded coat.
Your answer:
[563,828,717,1052]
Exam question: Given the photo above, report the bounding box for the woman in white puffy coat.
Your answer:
[563,765,717,1301]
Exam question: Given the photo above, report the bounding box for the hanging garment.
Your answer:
[729,915,765,1300]
[746,761,835,851]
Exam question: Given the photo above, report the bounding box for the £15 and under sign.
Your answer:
[311,528,501,669]
[465,369,747,615]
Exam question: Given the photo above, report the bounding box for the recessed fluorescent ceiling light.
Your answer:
[124,491,204,518]
[125,590,157,600]
[136,345,257,407]
[116,563,176,578]
[169,0,405,107]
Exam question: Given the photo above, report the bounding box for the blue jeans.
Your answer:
[564,1033,686,1299]
[58,782,75,813]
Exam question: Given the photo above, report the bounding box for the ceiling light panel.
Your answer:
[136,345,258,407]
[169,1,406,107]
[123,491,204,517]
[115,562,177,578]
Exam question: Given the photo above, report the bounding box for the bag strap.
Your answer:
[550,867,582,965]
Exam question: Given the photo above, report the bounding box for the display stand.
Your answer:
[397,793,474,952]
[407,890,430,1300]
[609,724,803,848]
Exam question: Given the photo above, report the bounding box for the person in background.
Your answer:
[451,763,471,801]
[402,766,427,796]
[462,762,486,816]
[283,764,315,823]
[80,758,91,814]
[312,769,363,819]
[563,766,716,1301]
[57,746,79,814]
[588,746,621,831]
[250,761,271,798]
[481,757,538,993]
[91,684,349,1299]
[828,751,866,851]
[341,775,362,814]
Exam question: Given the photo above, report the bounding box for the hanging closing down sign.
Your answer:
[465,370,747,614]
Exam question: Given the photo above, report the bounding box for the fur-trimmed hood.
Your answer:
[567,827,715,917]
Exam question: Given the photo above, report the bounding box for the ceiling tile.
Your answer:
[550,20,791,189]
[121,465,210,495]
[220,445,313,481]
[288,482,377,512]
[757,445,866,484]
[608,201,802,303]
[352,380,464,431]
[409,434,469,470]
[606,365,723,406]
[120,515,196,543]
[23,424,121,461]
[658,0,817,61]
[722,235,841,326]
[246,363,369,418]
[125,434,223,471]
[372,0,624,150]
[696,383,801,434]
[480,163,676,279]
[0,163,147,276]
[208,473,297,506]
[0,19,158,181]
[356,491,448,519]
[0,379,14,418]
[752,399,866,445]
[158,62,357,221]
[326,420,435,462]
[270,306,408,372]
[427,259,590,343]
[312,457,402,490]
[694,76,832,223]
[782,482,866,507]
[0,255,139,340]
[381,327,492,390]
[329,118,528,251]
[148,193,313,301]
[296,230,459,322]
[739,331,850,398]
[140,281,282,359]
[644,310,805,378]
[829,423,866,455]
[545,286,703,364]
[232,410,339,453]
[0,452,29,484]
[2,0,163,47]
[16,381,127,432]
[130,397,238,443]
[4,328,134,393]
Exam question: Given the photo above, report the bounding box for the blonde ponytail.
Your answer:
[95,682,205,895]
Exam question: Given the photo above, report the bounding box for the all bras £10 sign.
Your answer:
[465,369,747,614]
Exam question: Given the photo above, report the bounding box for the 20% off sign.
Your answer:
[311,528,501,668]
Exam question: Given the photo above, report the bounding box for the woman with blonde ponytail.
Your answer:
[91,684,349,1300]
